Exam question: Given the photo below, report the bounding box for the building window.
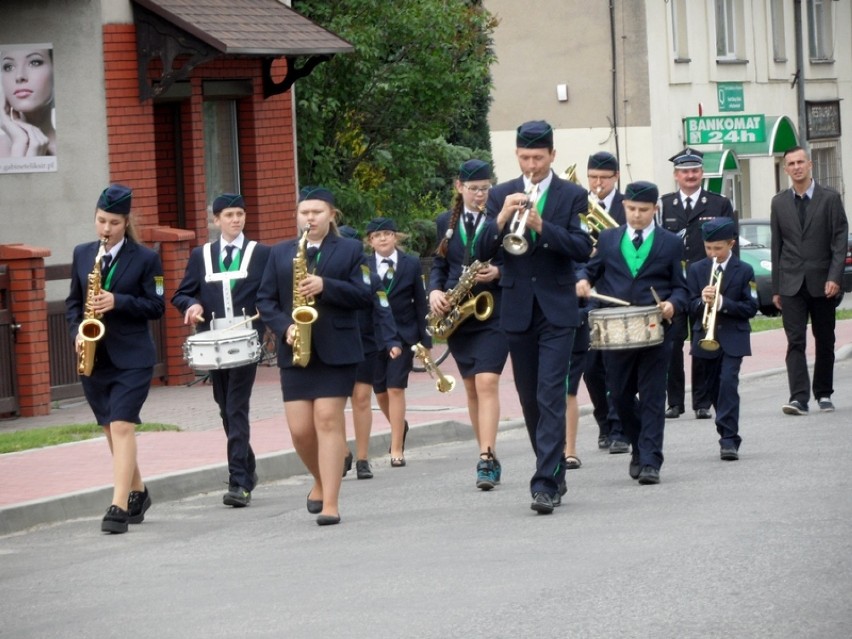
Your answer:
[769,0,786,61]
[715,0,745,61]
[807,0,834,61]
[203,100,241,206]
[810,142,842,194]
[671,0,689,61]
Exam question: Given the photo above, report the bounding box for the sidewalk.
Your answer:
[2,321,851,535]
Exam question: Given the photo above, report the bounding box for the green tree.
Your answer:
[293,0,497,255]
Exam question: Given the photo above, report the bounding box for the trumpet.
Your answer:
[503,175,539,255]
[699,258,722,352]
[564,163,619,244]
[411,343,455,393]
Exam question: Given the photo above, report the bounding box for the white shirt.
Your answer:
[220,233,245,260]
[376,250,399,279]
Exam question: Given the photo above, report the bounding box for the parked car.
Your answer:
[739,219,852,295]
[735,236,777,316]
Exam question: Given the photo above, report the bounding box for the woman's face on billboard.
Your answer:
[1,48,54,115]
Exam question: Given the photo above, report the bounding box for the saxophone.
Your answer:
[425,259,494,339]
[291,227,319,367]
[77,238,108,376]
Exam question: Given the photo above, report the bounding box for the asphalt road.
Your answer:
[1,362,851,639]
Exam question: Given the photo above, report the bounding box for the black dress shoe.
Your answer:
[695,408,712,419]
[609,439,630,455]
[637,465,660,485]
[306,495,323,514]
[101,505,129,534]
[720,447,739,461]
[629,454,641,480]
[342,450,354,477]
[665,406,684,419]
[530,492,555,514]
[316,514,341,526]
[356,459,373,479]
[558,479,568,496]
[127,486,151,524]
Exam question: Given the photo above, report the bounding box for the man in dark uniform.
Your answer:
[479,120,593,514]
[582,151,627,452]
[658,148,735,420]
[172,193,270,507]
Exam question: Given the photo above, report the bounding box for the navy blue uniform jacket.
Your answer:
[66,240,165,369]
[370,250,431,349]
[659,189,735,265]
[256,234,372,369]
[579,225,689,314]
[687,255,757,358]
[171,239,271,339]
[478,172,593,331]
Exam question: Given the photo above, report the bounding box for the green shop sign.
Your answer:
[684,115,766,145]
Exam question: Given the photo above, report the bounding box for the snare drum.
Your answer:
[183,328,261,370]
[588,305,664,350]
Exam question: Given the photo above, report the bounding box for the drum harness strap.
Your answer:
[202,240,258,322]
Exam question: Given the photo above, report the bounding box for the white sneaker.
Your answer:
[817,398,835,412]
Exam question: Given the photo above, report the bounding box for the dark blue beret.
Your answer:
[588,152,618,172]
[669,147,704,169]
[212,193,245,214]
[702,217,737,241]
[299,186,336,206]
[97,184,132,215]
[624,181,659,204]
[365,217,398,235]
[459,159,491,182]
[338,225,360,240]
[516,120,553,149]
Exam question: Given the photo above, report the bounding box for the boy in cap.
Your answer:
[366,217,431,467]
[577,181,688,485]
[686,217,757,461]
[479,120,593,513]
[659,147,736,420]
[583,151,626,451]
[172,193,271,507]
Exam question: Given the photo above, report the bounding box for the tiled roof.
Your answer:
[132,0,353,56]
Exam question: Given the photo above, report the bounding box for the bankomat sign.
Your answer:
[684,115,766,144]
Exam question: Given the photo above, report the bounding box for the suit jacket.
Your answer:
[770,182,848,297]
[600,191,626,226]
[478,172,593,331]
[429,208,503,325]
[659,188,735,265]
[171,239,271,339]
[66,240,165,369]
[369,250,431,348]
[579,224,689,315]
[256,234,373,368]
[687,255,757,358]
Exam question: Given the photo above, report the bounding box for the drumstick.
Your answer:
[589,291,631,307]
[223,312,261,331]
[650,287,671,324]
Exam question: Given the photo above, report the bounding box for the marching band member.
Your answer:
[577,181,688,485]
[686,218,757,461]
[429,159,508,490]
[366,217,431,468]
[65,184,165,533]
[172,193,270,507]
[478,120,593,514]
[256,187,372,525]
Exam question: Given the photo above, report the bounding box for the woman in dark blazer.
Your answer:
[65,185,165,534]
[256,187,372,525]
[429,159,508,490]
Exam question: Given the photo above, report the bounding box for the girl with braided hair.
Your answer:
[428,159,508,490]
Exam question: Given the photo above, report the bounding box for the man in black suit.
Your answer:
[172,193,270,507]
[770,146,848,415]
[582,152,626,451]
[479,120,593,513]
[658,148,735,420]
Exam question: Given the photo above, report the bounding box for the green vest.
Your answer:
[620,228,653,277]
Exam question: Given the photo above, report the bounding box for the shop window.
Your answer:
[810,142,842,194]
[807,0,834,61]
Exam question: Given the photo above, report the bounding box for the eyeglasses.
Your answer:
[464,184,492,194]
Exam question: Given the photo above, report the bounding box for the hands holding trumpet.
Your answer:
[496,178,542,235]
